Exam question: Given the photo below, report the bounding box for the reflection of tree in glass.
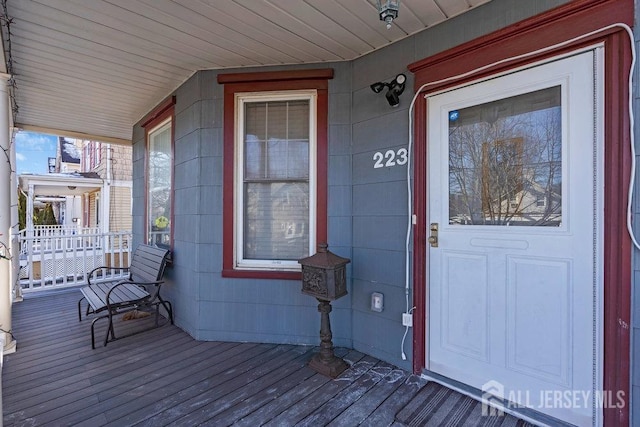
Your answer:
[244,182,309,260]
[147,126,172,246]
[149,151,171,210]
[448,87,562,226]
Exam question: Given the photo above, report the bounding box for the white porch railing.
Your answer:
[19,225,101,255]
[17,226,132,292]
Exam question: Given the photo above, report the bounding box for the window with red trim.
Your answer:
[219,69,331,279]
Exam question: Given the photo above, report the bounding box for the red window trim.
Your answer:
[141,96,176,128]
[219,69,332,280]
[218,68,334,85]
[408,1,632,426]
[142,96,176,250]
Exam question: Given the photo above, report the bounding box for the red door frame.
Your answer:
[408,1,633,425]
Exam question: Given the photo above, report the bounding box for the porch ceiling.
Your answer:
[4,0,491,145]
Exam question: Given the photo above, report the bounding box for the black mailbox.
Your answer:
[299,243,351,378]
[299,243,350,301]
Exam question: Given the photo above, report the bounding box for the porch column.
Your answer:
[102,144,111,233]
[83,192,89,227]
[9,128,21,302]
[0,73,16,354]
[26,184,33,233]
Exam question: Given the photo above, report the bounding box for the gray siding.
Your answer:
[132,0,572,373]
[134,64,353,347]
[348,0,569,369]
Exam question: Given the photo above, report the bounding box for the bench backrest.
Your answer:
[129,245,171,284]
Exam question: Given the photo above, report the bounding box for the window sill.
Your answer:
[222,269,302,280]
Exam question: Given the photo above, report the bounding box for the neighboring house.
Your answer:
[80,140,133,232]
[128,2,635,426]
[53,137,82,226]
[56,137,81,173]
[18,171,102,231]
[19,137,132,233]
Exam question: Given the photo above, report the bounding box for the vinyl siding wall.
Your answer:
[107,144,133,182]
[88,192,98,228]
[132,0,572,372]
[84,143,133,232]
[348,0,570,368]
[109,185,132,232]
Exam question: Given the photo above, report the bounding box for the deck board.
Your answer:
[2,288,428,426]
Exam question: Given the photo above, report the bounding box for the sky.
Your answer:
[15,131,58,175]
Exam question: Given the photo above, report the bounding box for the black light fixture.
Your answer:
[376,0,400,29]
[370,73,406,107]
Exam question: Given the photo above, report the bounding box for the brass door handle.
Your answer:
[428,223,438,247]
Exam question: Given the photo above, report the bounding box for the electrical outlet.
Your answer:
[402,312,413,327]
[371,292,384,312]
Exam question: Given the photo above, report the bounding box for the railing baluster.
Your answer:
[61,234,68,287]
[16,227,132,292]
[27,236,34,291]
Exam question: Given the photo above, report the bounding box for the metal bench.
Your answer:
[78,244,173,348]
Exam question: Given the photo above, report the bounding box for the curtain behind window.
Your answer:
[243,100,310,260]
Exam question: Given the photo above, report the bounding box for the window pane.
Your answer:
[245,103,266,140]
[266,102,287,139]
[245,134,264,179]
[239,93,314,268]
[287,140,309,179]
[243,182,309,260]
[147,122,172,246]
[448,86,562,226]
[244,100,309,180]
[287,101,310,140]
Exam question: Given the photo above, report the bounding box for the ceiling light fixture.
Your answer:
[376,0,400,30]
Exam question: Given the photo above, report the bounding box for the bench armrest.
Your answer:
[87,266,130,285]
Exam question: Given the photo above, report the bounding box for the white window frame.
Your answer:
[234,90,317,271]
[146,118,173,247]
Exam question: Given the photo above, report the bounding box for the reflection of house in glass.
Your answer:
[244,180,309,261]
[448,86,562,226]
[496,180,562,225]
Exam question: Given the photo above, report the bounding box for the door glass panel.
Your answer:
[448,86,562,226]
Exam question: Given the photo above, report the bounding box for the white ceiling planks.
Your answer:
[120,0,302,65]
[401,1,449,27]
[305,0,389,48]
[177,0,334,63]
[6,0,492,143]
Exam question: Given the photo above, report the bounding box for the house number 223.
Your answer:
[373,148,408,168]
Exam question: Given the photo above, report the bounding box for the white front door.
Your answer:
[426,51,602,426]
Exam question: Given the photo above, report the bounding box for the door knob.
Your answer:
[428,223,438,247]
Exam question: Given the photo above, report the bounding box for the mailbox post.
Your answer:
[299,243,350,378]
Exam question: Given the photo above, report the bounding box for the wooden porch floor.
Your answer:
[2,289,427,426]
